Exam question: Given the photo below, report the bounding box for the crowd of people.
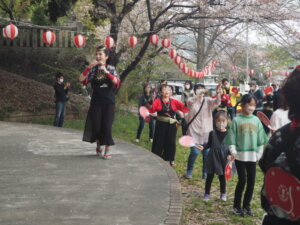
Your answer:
[52,46,300,224]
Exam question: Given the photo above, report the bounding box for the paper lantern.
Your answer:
[73,34,86,48]
[267,71,272,77]
[105,36,114,49]
[183,67,189,75]
[179,62,185,70]
[149,34,159,45]
[174,55,182,65]
[3,24,18,40]
[128,35,138,47]
[169,48,177,59]
[284,71,289,77]
[42,30,56,45]
[161,38,171,48]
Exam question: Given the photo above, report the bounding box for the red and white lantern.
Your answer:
[42,30,56,45]
[3,24,18,40]
[284,71,289,77]
[267,71,272,77]
[174,55,182,65]
[179,62,186,70]
[249,69,254,76]
[105,36,114,49]
[73,34,86,48]
[128,35,138,47]
[161,38,171,48]
[183,66,189,75]
[149,34,159,45]
[169,48,177,59]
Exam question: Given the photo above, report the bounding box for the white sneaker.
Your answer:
[149,139,153,143]
[135,139,139,143]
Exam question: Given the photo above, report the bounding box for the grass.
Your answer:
[31,108,265,225]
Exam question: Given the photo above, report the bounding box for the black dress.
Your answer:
[151,98,177,161]
[205,130,230,175]
[82,65,118,145]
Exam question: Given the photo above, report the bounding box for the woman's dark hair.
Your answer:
[222,78,229,84]
[55,72,63,80]
[143,83,151,94]
[281,67,300,117]
[160,84,173,92]
[95,45,111,65]
[184,80,193,91]
[193,83,205,93]
[214,111,228,121]
[239,94,257,106]
[278,92,288,110]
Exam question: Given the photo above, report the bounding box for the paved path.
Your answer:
[0,122,182,225]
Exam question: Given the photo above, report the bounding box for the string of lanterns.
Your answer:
[2,23,218,79]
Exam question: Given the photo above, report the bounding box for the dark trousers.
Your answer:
[205,173,226,195]
[136,116,155,139]
[90,103,115,146]
[227,107,236,120]
[54,101,66,127]
[234,160,256,209]
[151,121,177,161]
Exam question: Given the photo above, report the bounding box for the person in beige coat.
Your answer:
[185,83,222,179]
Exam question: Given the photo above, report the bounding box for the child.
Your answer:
[201,111,232,201]
[225,94,267,216]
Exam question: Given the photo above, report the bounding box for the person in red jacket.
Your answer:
[149,85,188,166]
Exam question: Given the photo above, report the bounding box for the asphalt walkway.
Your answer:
[0,122,182,225]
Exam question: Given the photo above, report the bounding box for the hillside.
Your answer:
[0,69,89,121]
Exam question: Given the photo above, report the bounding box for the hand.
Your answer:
[100,64,109,74]
[176,110,184,118]
[196,145,204,150]
[65,82,71,88]
[88,60,101,69]
[228,154,236,161]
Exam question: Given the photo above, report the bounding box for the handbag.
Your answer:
[182,98,205,135]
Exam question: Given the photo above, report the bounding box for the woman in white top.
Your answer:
[270,95,290,133]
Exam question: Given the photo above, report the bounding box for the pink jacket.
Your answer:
[186,96,221,144]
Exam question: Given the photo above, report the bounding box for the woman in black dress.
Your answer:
[79,45,120,159]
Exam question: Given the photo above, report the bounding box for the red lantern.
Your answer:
[183,67,189,75]
[149,34,159,45]
[179,62,185,70]
[105,36,114,49]
[161,38,171,48]
[174,55,182,65]
[200,72,204,78]
[3,24,18,40]
[284,71,289,77]
[169,48,177,59]
[249,69,254,76]
[73,34,86,48]
[267,71,272,77]
[42,30,56,45]
[128,35,138,47]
